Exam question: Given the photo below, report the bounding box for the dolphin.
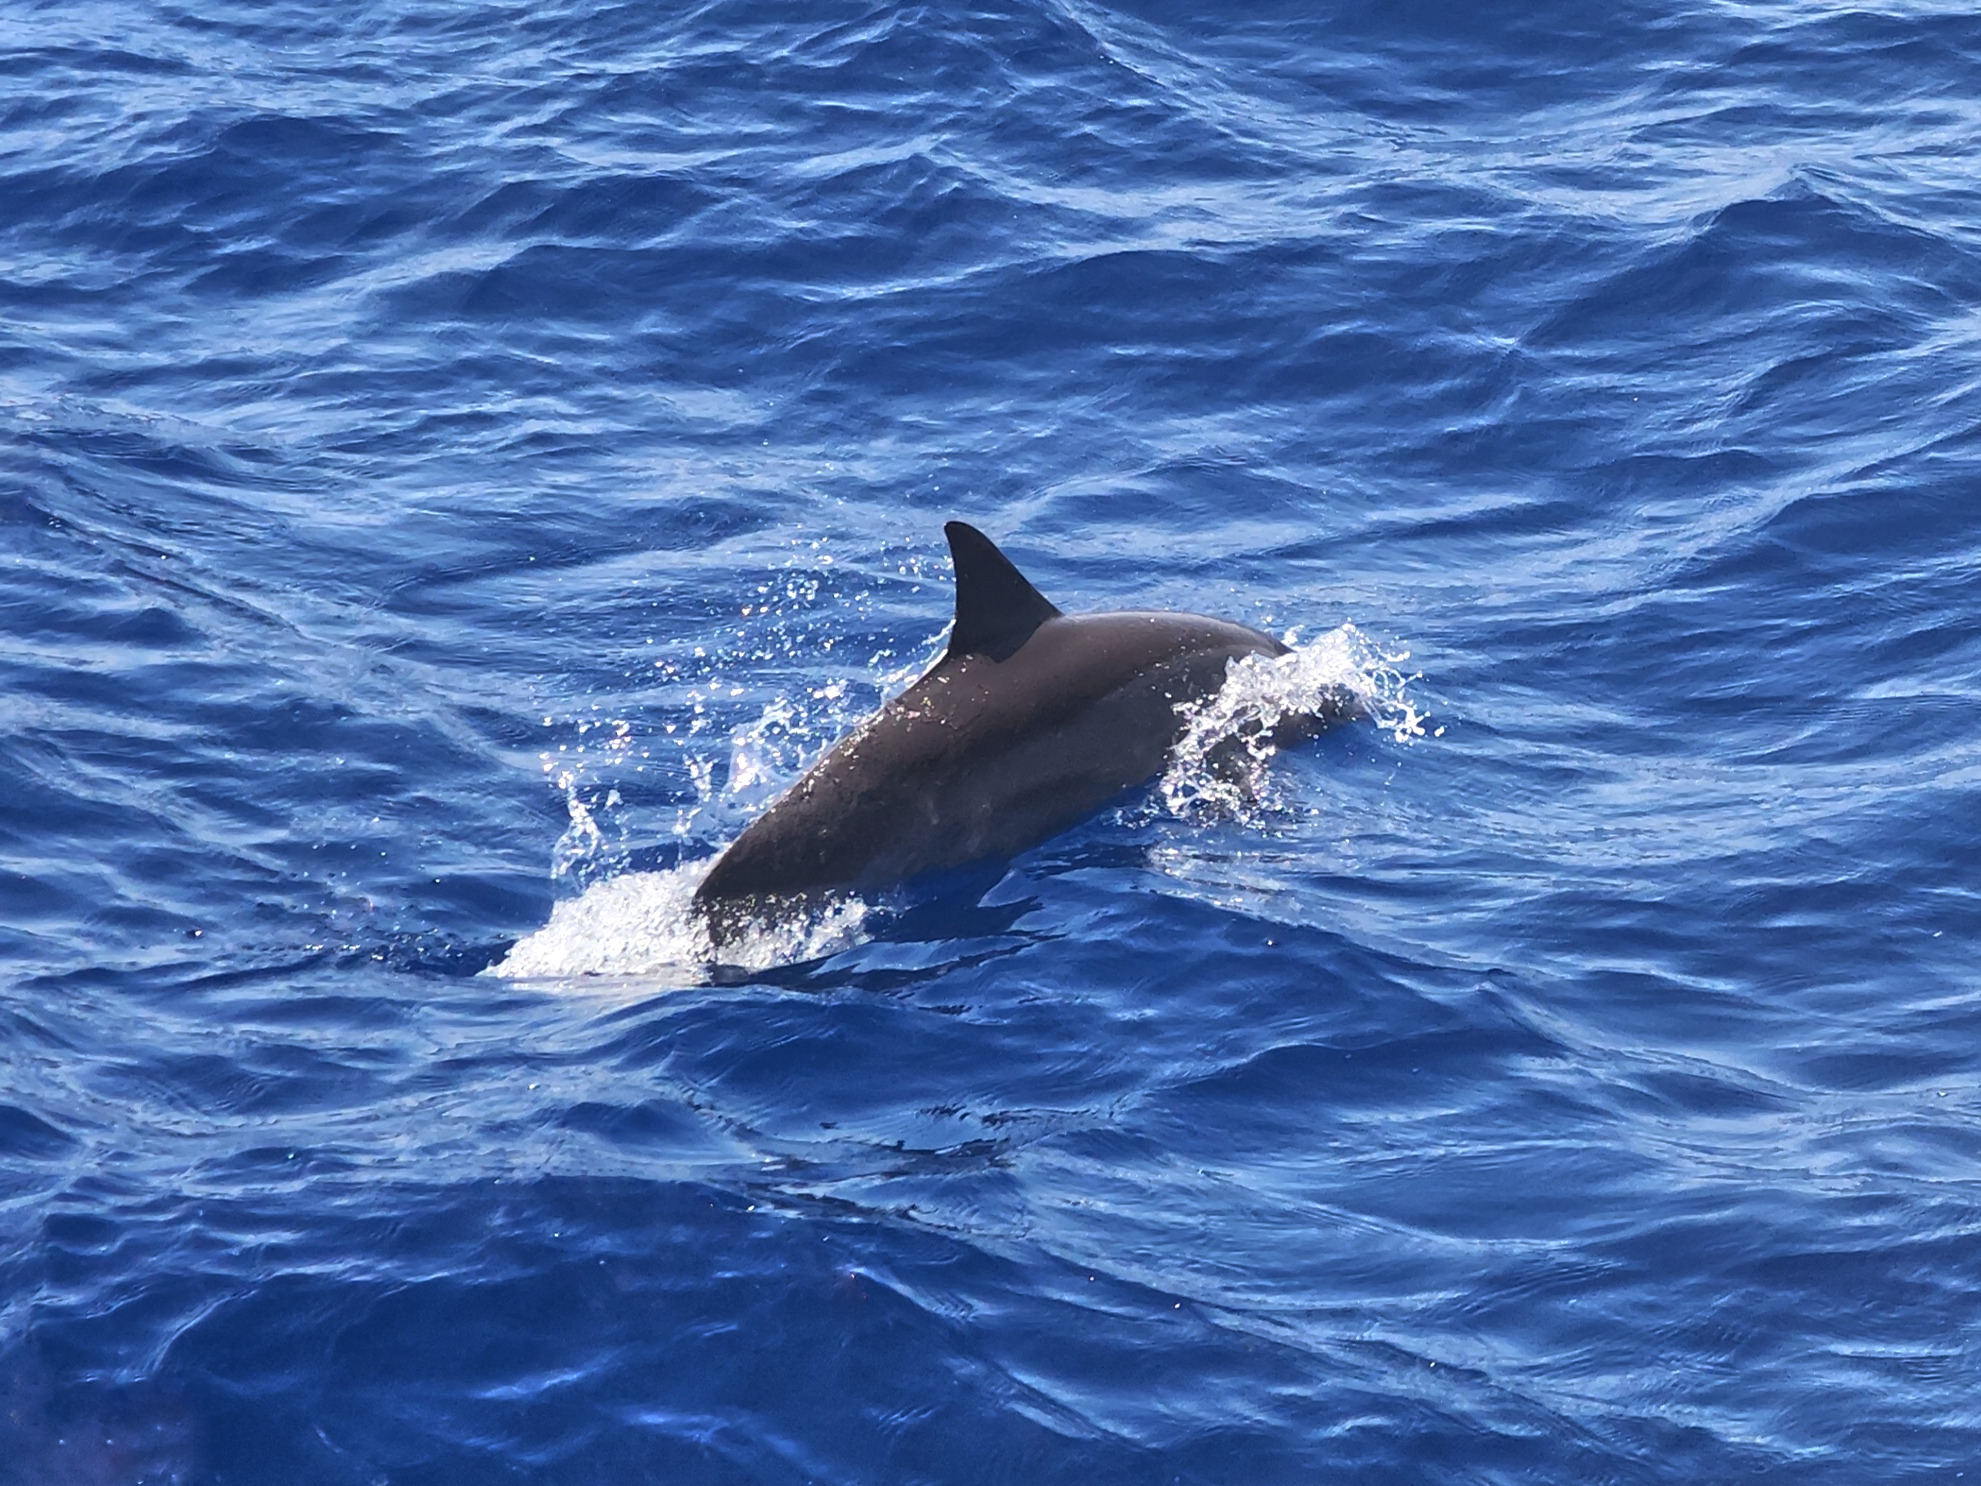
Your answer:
[692,522,1358,928]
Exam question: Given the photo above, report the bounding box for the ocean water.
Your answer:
[5,0,1981,1480]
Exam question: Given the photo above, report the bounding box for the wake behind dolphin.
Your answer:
[690,522,1363,939]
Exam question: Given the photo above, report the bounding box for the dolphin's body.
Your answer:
[692,522,1357,922]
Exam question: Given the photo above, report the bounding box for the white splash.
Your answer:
[724,695,807,801]
[548,770,617,880]
[1160,622,1429,822]
[487,860,870,982]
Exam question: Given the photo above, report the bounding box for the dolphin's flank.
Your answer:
[691,522,1359,926]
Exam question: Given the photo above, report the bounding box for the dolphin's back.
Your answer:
[693,610,1284,903]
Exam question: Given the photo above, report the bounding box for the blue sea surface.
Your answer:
[5,0,1981,1480]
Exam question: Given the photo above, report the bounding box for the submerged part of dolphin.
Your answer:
[692,522,1361,925]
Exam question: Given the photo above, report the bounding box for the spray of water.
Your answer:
[1160,623,1430,822]
[496,689,878,980]
[490,863,868,982]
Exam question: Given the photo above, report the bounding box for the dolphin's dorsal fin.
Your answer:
[943,521,1063,662]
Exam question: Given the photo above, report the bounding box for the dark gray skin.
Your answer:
[692,522,1358,927]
